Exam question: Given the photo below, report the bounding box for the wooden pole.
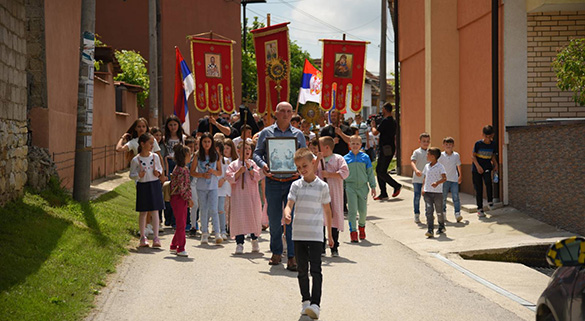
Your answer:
[241,111,247,189]
[266,14,273,126]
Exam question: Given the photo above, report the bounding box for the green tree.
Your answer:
[241,17,312,108]
[114,50,150,107]
[552,38,585,106]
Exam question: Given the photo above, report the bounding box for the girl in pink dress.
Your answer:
[170,144,193,257]
[226,141,265,254]
[317,136,349,257]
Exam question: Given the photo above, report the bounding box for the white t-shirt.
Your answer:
[410,147,428,184]
[217,157,231,197]
[367,131,378,148]
[439,151,461,182]
[422,162,447,193]
[288,177,331,242]
[125,138,161,156]
[129,152,163,183]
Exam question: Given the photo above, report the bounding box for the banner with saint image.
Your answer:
[189,36,236,113]
[251,22,290,115]
[320,39,368,113]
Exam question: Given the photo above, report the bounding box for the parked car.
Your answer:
[536,237,585,321]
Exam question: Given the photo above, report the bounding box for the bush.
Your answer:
[114,50,150,107]
[552,38,585,106]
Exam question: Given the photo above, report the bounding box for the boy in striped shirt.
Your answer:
[284,148,333,320]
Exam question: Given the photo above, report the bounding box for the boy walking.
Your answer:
[284,148,333,320]
[410,133,430,223]
[344,136,377,242]
[439,137,462,222]
[471,125,498,217]
[422,147,447,238]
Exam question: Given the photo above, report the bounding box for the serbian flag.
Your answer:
[174,47,194,133]
[298,59,322,104]
[320,39,368,114]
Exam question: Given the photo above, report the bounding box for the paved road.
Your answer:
[87,218,526,320]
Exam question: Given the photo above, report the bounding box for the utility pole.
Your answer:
[379,0,387,112]
[72,0,96,202]
[241,0,266,52]
[149,0,159,126]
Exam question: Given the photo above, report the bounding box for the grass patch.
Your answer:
[0,180,138,321]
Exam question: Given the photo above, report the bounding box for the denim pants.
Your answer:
[442,181,461,213]
[198,189,219,235]
[217,196,227,234]
[265,178,295,258]
[413,183,423,215]
[424,192,444,231]
[295,241,323,306]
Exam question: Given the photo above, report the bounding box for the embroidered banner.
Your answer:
[320,39,368,113]
[251,22,290,115]
[189,37,236,113]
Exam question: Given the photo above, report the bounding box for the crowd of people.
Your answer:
[116,101,496,319]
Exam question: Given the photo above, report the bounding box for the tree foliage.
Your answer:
[241,17,312,108]
[114,50,150,107]
[552,38,585,106]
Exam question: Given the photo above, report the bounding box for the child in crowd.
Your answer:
[439,137,462,222]
[169,144,193,257]
[317,136,349,257]
[191,133,223,245]
[291,115,302,129]
[422,147,447,238]
[223,139,238,233]
[232,125,252,150]
[129,133,164,248]
[185,136,199,236]
[151,126,164,228]
[308,137,320,156]
[410,133,430,224]
[471,125,498,218]
[215,139,229,240]
[226,141,264,254]
[344,135,377,242]
[301,119,316,142]
[161,115,187,228]
[284,148,333,320]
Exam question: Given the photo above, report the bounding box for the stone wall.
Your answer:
[0,0,28,206]
[527,11,585,121]
[507,121,585,235]
[25,0,47,111]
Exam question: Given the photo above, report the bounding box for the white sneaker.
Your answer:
[251,239,260,252]
[305,304,320,319]
[201,233,209,244]
[455,213,463,222]
[235,244,244,254]
[414,214,421,223]
[170,249,177,254]
[300,300,311,315]
[221,233,228,241]
[477,210,486,218]
[145,224,154,236]
[215,234,223,244]
[176,251,188,257]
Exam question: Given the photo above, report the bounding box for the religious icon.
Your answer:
[205,53,221,78]
[334,53,352,78]
[266,137,297,174]
[265,40,278,62]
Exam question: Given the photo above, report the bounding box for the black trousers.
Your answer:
[294,241,323,306]
[472,170,493,210]
[376,150,401,196]
[323,227,339,252]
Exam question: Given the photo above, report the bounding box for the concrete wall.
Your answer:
[0,0,28,205]
[526,11,585,121]
[507,121,585,235]
[96,0,242,130]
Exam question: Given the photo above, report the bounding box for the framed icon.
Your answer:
[265,40,278,62]
[333,53,352,78]
[205,53,221,78]
[266,137,298,174]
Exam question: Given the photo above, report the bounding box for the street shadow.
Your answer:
[379,198,402,203]
[322,256,357,265]
[128,247,161,255]
[0,200,71,294]
[445,220,470,228]
[258,265,297,278]
[366,216,384,221]
[298,315,314,321]
[230,252,266,264]
[344,240,381,248]
[163,256,195,262]
[194,243,225,250]
[435,233,454,242]
[480,208,576,239]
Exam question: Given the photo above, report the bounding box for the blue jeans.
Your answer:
[198,189,219,235]
[442,181,461,213]
[265,178,295,258]
[217,196,227,234]
[413,183,423,214]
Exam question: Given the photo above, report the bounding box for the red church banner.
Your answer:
[189,36,236,113]
[320,39,368,113]
[251,22,290,115]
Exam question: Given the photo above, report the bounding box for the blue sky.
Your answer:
[242,0,395,76]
